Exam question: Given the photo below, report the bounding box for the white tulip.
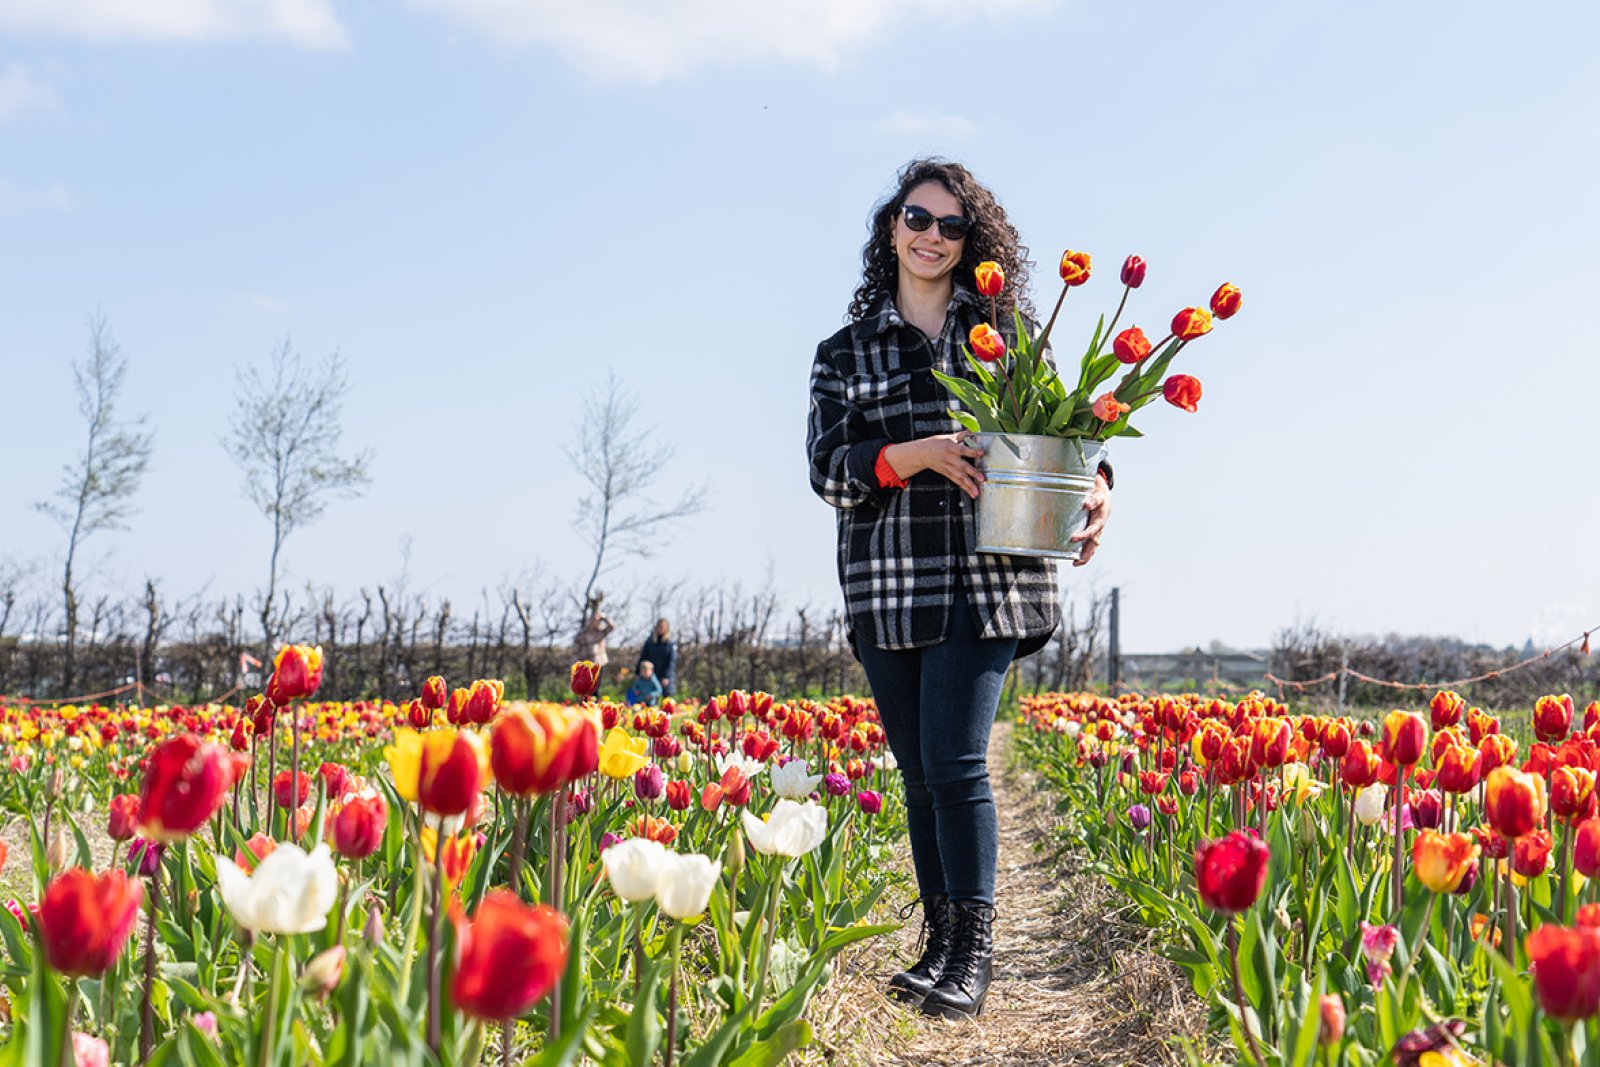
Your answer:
[1065,721,1082,739]
[1354,784,1390,827]
[769,759,823,800]
[217,842,339,934]
[716,752,765,780]
[741,800,828,858]
[654,852,721,920]
[602,838,669,903]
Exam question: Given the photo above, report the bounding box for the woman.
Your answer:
[573,596,615,674]
[805,159,1112,1020]
[637,618,676,697]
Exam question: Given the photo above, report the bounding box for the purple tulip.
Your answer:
[823,773,850,797]
[1127,804,1151,831]
[634,764,665,801]
[856,790,883,815]
[598,832,623,852]
[129,837,166,877]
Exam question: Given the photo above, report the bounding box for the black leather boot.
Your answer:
[919,900,995,1020]
[887,894,953,1005]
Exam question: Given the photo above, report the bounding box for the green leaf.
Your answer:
[726,1020,814,1067]
[520,1006,593,1067]
[624,956,664,1067]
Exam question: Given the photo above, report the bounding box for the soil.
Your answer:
[804,721,1211,1066]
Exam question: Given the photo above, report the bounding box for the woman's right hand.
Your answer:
[883,433,987,498]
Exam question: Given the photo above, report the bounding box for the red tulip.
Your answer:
[265,643,323,705]
[234,832,278,873]
[1162,375,1202,413]
[331,795,388,860]
[1552,766,1598,824]
[421,675,449,711]
[1515,829,1555,878]
[407,698,431,729]
[570,661,601,698]
[1112,327,1152,364]
[1341,740,1381,789]
[1319,994,1346,1046]
[38,868,143,978]
[1577,819,1600,879]
[451,892,570,1021]
[1480,733,1517,774]
[1485,766,1548,839]
[107,794,140,842]
[491,704,599,797]
[418,729,490,817]
[968,323,1007,363]
[273,770,312,810]
[1434,745,1483,795]
[463,679,504,725]
[1171,306,1213,341]
[1120,255,1146,288]
[1382,711,1428,767]
[1430,690,1466,730]
[1209,283,1242,320]
[319,762,353,800]
[974,261,1004,297]
[138,734,233,842]
[664,780,692,811]
[1536,694,1576,743]
[1526,923,1600,1020]
[1193,831,1270,913]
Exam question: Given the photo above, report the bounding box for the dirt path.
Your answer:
[806,721,1208,1066]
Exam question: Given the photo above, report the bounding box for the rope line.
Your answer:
[1264,624,1596,699]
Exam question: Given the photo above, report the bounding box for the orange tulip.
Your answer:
[1112,327,1151,364]
[1162,375,1202,413]
[463,679,504,726]
[968,323,1006,363]
[1251,718,1292,768]
[1535,694,1576,743]
[1340,740,1382,789]
[973,261,1005,298]
[1091,392,1130,422]
[1058,250,1092,286]
[1429,690,1466,730]
[422,829,478,893]
[1412,830,1480,893]
[1434,744,1483,795]
[421,675,449,711]
[1479,733,1517,774]
[1485,766,1547,839]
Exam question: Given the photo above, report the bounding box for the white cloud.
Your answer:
[0,62,60,122]
[876,110,977,142]
[0,0,348,48]
[412,0,1055,82]
[0,178,71,216]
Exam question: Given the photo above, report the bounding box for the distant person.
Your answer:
[626,659,663,706]
[573,596,615,679]
[638,617,676,697]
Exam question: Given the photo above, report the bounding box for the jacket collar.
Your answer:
[857,284,983,339]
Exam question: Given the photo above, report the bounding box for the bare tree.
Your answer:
[35,314,154,696]
[568,372,706,616]
[224,340,371,655]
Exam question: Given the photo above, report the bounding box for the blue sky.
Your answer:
[2,1,1597,654]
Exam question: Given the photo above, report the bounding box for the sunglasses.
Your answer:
[901,203,971,241]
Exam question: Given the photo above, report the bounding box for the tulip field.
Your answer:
[0,647,906,1066]
[1016,689,1600,1066]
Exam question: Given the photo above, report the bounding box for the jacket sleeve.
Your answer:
[806,340,890,510]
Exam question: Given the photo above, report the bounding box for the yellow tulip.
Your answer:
[598,727,650,780]
[384,728,424,802]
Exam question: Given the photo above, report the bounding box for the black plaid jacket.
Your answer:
[807,287,1079,653]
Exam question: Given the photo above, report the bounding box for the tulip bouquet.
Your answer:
[0,654,910,1067]
[1016,686,1600,1067]
[933,253,1240,440]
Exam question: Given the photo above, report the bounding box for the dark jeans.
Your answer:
[857,585,1016,905]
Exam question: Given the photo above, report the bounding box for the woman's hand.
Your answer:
[882,433,987,498]
[1068,473,1112,567]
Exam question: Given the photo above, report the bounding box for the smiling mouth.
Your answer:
[911,248,944,263]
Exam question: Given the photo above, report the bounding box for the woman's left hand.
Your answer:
[1068,473,1112,568]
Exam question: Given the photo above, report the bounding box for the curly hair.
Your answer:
[847,158,1033,324]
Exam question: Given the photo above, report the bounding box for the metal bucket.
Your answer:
[973,433,1107,560]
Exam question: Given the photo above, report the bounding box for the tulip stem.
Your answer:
[427,833,446,1053]
[56,979,77,1067]
[1560,820,1574,924]
[290,701,302,841]
[1392,766,1407,917]
[751,858,783,1019]
[1503,844,1518,969]
[664,924,683,1067]
[398,810,424,1002]
[266,713,279,837]
[1226,917,1267,1067]
[1034,283,1070,363]
[548,791,568,1041]
[139,857,162,1060]
[507,798,530,900]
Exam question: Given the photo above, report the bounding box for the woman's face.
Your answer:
[893,180,966,290]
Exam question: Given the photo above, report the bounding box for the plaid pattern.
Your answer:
[806,287,1063,652]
